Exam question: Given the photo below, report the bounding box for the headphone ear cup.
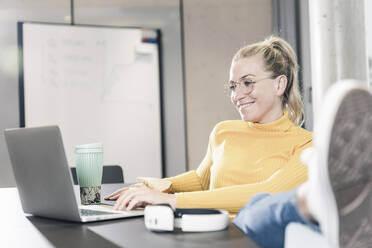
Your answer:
[144,205,175,231]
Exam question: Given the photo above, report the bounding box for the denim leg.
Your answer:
[233,190,320,248]
[244,192,271,209]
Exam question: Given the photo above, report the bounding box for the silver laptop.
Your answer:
[4,125,143,222]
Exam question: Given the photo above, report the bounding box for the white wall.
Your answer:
[183,0,273,170]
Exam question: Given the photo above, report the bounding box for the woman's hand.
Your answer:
[104,183,145,201]
[107,185,177,211]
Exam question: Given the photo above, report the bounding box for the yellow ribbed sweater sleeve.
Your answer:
[175,140,311,213]
[164,170,203,192]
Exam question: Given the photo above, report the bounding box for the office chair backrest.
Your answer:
[71,165,124,184]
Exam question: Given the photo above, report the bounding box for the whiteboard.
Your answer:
[20,23,163,182]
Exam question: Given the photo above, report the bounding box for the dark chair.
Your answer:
[71,165,124,185]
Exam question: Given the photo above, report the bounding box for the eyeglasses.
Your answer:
[228,76,273,93]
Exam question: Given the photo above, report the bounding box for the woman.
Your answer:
[105,36,312,214]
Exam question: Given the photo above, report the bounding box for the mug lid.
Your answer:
[75,143,102,149]
[75,143,103,153]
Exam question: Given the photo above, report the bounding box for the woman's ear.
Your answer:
[275,75,287,97]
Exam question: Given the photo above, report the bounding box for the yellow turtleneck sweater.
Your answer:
[164,112,312,214]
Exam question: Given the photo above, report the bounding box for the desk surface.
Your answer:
[0,185,258,248]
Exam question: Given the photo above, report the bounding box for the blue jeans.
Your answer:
[233,190,321,248]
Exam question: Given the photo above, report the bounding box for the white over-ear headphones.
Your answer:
[144,204,229,232]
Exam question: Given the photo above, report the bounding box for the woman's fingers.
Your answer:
[112,187,176,211]
[114,188,138,210]
[125,190,153,210]
[114,187,148,210]
[104,183,144,200]
[126,197,144,211]
[105,187,128,200]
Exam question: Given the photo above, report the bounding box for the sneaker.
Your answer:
[302,80,372,248]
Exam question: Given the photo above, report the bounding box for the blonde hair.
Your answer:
[233,36,304,126]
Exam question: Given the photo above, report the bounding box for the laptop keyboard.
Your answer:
[80,208,119,216]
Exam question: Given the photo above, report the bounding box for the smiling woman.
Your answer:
[229,54,285,124]
[105,36,312,216]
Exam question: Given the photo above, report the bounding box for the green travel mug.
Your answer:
[75,143,103,205]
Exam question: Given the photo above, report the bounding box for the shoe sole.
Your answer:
[327,89,372,248]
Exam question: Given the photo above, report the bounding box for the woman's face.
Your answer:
[229,54,284,123]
